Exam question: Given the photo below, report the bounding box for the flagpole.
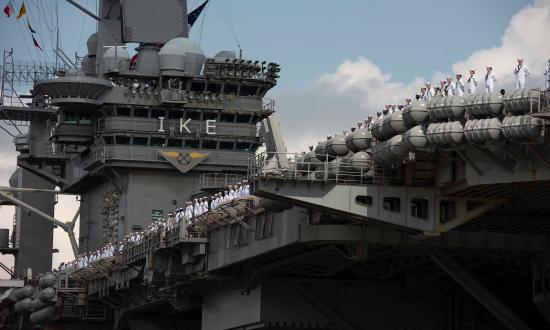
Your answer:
[55,0,59,69]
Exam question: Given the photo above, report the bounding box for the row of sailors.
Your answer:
[62,182,251,272]
[61,243,116,271]
[413,58,546,101]
[347,59,550,131]
[180,183,251,219]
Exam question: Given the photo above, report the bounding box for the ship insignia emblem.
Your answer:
[177,153,192,165]
[157,150,209,173]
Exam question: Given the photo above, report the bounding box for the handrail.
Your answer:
[248,151,404,186]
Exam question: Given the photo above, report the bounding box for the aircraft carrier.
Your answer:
[0,1,549,329]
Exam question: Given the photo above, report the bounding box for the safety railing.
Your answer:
[195,173,246,192]
[248,152,404,186]
[67,198,261,283]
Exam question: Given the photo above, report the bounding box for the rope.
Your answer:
[216,0,242,51]
[77,0,90,54]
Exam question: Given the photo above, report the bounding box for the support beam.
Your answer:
[65,0,101,21]
[426,248,531,330]
[0,191,78,258]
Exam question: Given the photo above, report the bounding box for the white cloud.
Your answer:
[275,0,550,153]
[452,0,550,88]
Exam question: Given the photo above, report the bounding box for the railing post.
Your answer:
[294,152,297,179]
[324,154,328,182]
[335,155,339,183]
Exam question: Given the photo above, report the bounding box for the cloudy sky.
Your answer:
[0,0,549,274]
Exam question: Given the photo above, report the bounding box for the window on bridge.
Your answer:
[411,198,429,219]
[355,195,373,207]
[439,200,456,224]
[383,197,401,213]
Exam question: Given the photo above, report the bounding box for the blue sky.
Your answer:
[0,0,530,87]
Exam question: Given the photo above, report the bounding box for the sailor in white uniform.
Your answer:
[514,58,529,89]
[426,82,435,99]
[484,66,497,93]
[185,202,192,221]
[454,74,465,96]
[419,88,428,101]
[193,199,200,217]
[244,181,250,196]
[223,191,230,202]
[445,77,454,96]
[544,59,550,90]
[201,197,208,214]
[467,70,477,94]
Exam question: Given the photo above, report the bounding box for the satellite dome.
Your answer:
[159,37,205,75]
[102,46,130,72]
[214,50,237,62]
[86,33,98,56]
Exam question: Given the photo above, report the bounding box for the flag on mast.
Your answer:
[32,35,42,51]
[3,0,14,17]
[27,19,36,33]
[188,0,209,27]
[16,2,26,19]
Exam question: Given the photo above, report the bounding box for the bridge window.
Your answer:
[115,136,130,145]
[116,107,131,117]
[102,136,114,145]
[186,110,201,121]
[236,142,252,152]
[203,111,218,121]
[150,137,166,147]
[220,113,235,123]
[236,114,252,123]
[63,111,77,124]
[167,139,183,148]
[439,200,456,224]
[185,139,200,148]
[79,113,91,124]
[132,136,148,146]
[219,141,235,150]
[383,197,401,213]
[102,105,115,116]
[355,195,372,207]
[411,198,429,219]
[151,108,166,119]
[224,84,238,95]
[168,110,184,119]
[191,82,205,92]
[202,140,217,149]
[134,107,149,118]
[239,85,257,97]
[207,83,221,94]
